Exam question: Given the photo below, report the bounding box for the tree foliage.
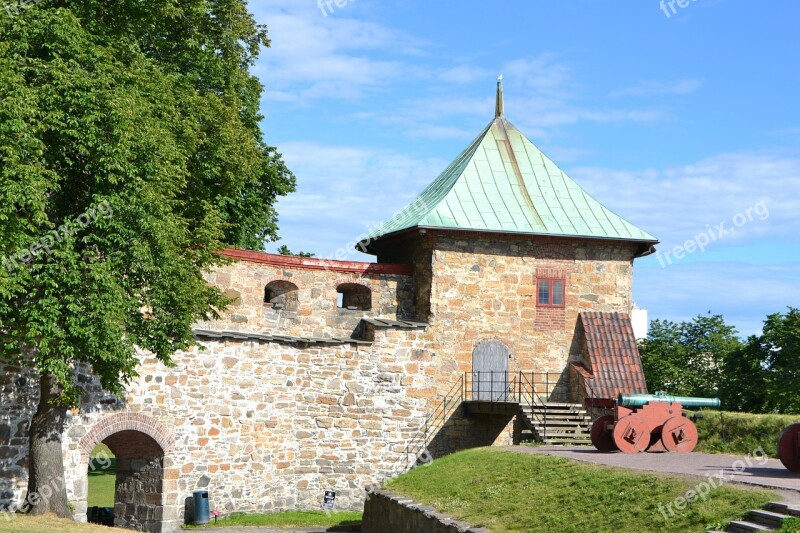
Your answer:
[277,245,315,258]
[639,309,800,414]
[0,0,294,515]
[638,313,741,397]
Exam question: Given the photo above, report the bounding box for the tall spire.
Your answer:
[495,75,504,118]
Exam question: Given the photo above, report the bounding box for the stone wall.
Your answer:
[0,323,441,531]
[202,251,415,338]
[410,231,638,400]
[362,490,490,533]
[0,234,643,531]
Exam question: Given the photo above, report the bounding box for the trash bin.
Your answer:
[193,490,210,525]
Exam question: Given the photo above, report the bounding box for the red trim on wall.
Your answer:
[219,249,414,276]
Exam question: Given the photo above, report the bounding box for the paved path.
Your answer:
[505,445,800,503]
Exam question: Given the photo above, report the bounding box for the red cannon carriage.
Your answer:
[778,423,800,472]
[591,393,721,454]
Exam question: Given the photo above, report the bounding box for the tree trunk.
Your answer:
[25,372,72,518]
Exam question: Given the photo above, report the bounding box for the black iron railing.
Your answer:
[395,368,600,471]
[391,374,464,476]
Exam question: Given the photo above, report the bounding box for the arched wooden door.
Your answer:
[472,342,509,401]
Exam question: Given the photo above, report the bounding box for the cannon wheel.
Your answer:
[613,414,651,453]
[661,416,698,453]
[778,423,800,472]
[591,415,618,452]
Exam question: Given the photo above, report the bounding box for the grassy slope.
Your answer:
[208,511,363,527]
[386,448,775,533]
[0,515,113,533]
[694,410,799,457]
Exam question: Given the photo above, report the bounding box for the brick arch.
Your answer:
[79,411,174,462]
[264,276,303,289]
[332,277,373,290]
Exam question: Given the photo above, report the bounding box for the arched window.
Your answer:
[337,283,371,311]
[264,280,299,311]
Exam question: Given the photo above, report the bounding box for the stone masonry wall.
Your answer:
[0,234,642,530]
[0,324,440,531]
[418,231,638,399]
[199,252,415,339]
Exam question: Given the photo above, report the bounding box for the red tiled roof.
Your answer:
[578,311,648,401]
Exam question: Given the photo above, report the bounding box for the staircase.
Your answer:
[709,501,800,532]
[518,401,593,445]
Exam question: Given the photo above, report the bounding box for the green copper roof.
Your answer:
[363,80,657,246]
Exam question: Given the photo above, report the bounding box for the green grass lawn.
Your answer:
[0,515,113,533]
[87,444,115,508]
[185,510,363,528]
[780,517,800,532]
[386,448,776,533]
[694,410,799,457]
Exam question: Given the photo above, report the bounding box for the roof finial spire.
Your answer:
[495,74,504,118]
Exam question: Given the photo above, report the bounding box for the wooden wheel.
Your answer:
[613,414,651,454]
[661,416,698,453]
[591,415,618,452]
[778,423,800,472]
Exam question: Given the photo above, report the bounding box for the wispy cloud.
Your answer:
[611,79,704,98]
[251,1,424,104]
[270,141,449,257]
[570,151,800,249]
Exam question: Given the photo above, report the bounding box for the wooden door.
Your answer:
[472,342,509,401]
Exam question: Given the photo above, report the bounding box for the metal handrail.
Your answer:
[518,372,551,441]
[391,374,465,476]
[466,371,516,402]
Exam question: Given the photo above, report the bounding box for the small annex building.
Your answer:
[0,79,655,532]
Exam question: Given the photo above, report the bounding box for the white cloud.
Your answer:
[270,141,449,259]
[569,151,800,249]
[611,79,704,98]
[250,1,424,103]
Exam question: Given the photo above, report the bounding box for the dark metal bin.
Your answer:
[193,490,210,525]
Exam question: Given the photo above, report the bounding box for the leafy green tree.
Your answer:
[638,313,742,398]
[277,245,315,258]
[718,336,769,413]
[760,308,800,413]
[719,309,800,414]
[0,1,293,516]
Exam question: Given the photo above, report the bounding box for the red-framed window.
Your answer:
[537,278,565,307]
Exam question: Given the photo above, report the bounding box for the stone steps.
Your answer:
[709,501,800,532]
[518,402,592,445]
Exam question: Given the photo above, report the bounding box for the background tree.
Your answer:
[638,313,742,397]
[0,1,294,516]
[277,245,315,258]
[725,308,800,414]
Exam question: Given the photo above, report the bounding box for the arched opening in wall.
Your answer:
[87,430,165,532]
[86,443,116,526]
[264,280,299,311]
[336,283,371,311]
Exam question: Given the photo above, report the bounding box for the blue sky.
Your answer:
[248,0,800,337]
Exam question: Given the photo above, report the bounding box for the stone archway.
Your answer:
[78,412,178,532]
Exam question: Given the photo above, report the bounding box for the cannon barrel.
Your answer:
[618,393,721,408]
